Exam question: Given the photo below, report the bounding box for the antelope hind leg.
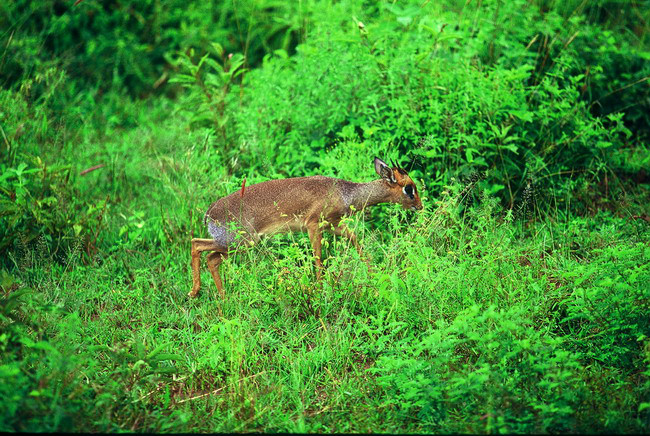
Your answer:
[307,225,324,280]
[189,238,221,298]
[206,251,228,298]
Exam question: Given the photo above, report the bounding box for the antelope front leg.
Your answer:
[307,225,324,279]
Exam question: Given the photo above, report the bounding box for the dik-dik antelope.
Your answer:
[189,157,423,297]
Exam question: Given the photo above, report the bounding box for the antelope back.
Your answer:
[205,176,352,234]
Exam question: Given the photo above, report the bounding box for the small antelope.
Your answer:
[189,157,423,297]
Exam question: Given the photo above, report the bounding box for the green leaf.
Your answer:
[596,141,612,149]
[211,42,224,57]
[465,148,479,163]
[150,353,183,362]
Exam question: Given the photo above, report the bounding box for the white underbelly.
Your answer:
[258,216,307,236]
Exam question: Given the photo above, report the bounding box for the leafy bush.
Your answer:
[0,277,85,432]
[372,305,585,433]
[559,242,650,369]
[0,0,309,96]
[169,44,246,141]
[223,0,640,210]
[0,88,103,265]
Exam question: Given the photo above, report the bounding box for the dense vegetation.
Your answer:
[1,0,649,432]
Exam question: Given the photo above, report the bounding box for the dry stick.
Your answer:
[0,30,15,74]
[80,164,105,175]
[0,123,11,152]
[496,143,514,208]
[564,31,580,50]
[631,215,650,223]
[524,34,539,51]
[153,72,169,89]
[160,204,173,243]
[89,195,110,258]
[591,75,650,108]
[135,374,193,403]
[177,371,267,404]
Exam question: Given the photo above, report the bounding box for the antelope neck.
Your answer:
[345,179,392,211]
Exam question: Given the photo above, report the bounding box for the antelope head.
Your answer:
[374,157,423,212]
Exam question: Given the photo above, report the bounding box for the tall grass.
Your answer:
[1,0,649,432]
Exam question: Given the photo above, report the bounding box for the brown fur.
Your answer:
[189,158,423,298]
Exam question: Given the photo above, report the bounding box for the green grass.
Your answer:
[3,146,649,431]
[2,0,650,432]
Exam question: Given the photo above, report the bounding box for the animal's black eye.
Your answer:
[404,184,414,199]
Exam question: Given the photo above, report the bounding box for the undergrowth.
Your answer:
[1,0,649,432]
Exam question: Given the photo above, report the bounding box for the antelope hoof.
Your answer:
[188,288,200,298]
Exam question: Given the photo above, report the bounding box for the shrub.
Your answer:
[371,305,586,433]
[0,0,309,97]
[224,0,639,211]
[559,242,650,370]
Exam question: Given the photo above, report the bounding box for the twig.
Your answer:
[524,34,539,51]
[177,371,267,404]
[631,215,650,223]
[134,374,193,403]
[80,164,105,175]
[0,123,11,154]
[591,75,650,107]
[0,30,14,74]
[153,72,169,89]
[562,31,579,50]
[88,195,109,258]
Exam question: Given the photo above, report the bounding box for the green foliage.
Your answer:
[372,305,585,432]
[560,242,650,369]
[228,0,645,208]
[0,278,84,432]
[1,0,649,433]
[169,44,246,141]
[1,0,309,96]
[0,156,83,261]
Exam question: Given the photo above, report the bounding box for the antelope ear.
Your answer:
[374,157,396,183]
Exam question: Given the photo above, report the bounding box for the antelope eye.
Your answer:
[403,184,414,199]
